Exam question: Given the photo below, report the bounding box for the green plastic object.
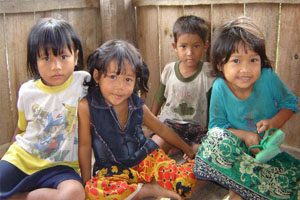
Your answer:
[248,128,286,163]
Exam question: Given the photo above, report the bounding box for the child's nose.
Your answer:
[117,79,125,88]
[115,78,128,90]
[186,48,192,55]
[51,59,62,70]
[240,63,250,72]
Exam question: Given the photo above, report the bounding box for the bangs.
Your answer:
[33,26,73,57]
[232,40,252,54]
[219,27,263,64]
[230,26,264,54]
[101,44,140,76]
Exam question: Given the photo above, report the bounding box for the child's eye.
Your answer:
[231,58,240,64]
[194,44,202,48]
[61,55,68,60]
[125,77,133,82]
[108,75,117,80]
[179,45,186,49]
[250,58,260,63]
[43,56,50,61]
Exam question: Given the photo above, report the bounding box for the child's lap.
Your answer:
[194,127,300,200]
[164,119,207,144]
[87,149,196,197]
[0,160,82,198]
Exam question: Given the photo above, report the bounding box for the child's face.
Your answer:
[96,59,136,107]
[37,47,78,86]
[173,33,206,69]
[221,42,261,98]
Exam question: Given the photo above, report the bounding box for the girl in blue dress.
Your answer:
[78,40,198,200]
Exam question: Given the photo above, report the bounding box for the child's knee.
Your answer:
[58,180,85,200]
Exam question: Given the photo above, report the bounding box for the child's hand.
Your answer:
[182,144,199,161]
[242,131,261,154]
[183,147,195,159]
[182,153,190,161]
[256,119,273,133]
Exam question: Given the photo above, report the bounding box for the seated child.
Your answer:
[78,40,198,200]
[151,15,215,155]
[0,18,90,200]
[194,16,300,200]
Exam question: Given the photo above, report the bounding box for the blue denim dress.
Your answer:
[86,89,158,175]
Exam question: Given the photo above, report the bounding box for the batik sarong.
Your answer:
[194,127,300,200]
[86,149,196,200]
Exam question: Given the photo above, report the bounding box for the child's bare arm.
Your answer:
[143,105,195,158]
[151,83,166,116]
[151,100,163,116]
[10,127,23,142]
[78,98,92,184]
[256,109,294,133]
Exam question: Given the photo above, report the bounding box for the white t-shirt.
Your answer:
[158,61,215,127]
[2,71,90,174]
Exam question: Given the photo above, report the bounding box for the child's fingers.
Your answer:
[257,125,267,133]
[182,153,190,161]
[256,120,269,133]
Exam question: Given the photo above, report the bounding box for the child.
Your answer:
[151,15,215,154]
[78,40,198,200]
[193,16,300,200]
[0,18,90,199]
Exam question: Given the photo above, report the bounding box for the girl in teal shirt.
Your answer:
[194,16,299,200]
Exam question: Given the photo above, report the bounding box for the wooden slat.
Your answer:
[183,5,211,25]
[133,0,300,6]
[0,14,15,145]
[136,6,159,107]
[211,4,244,32]
[5,13,34,140]
[64,9,102,65]
[277,4,300,148]
[245,3,279,65]
[159,6,183,68]
[0,142,11,158]
[0,0,99,14]
[100,0,136,43]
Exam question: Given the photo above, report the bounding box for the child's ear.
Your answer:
[204,41,209,51]
[172,42,177,51]
[74,50,79,65]
[93,69,100,83]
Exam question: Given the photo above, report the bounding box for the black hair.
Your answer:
[86,39,149,94]
[173,15,209,43]
[27,18,84,79]
[211,16,272,77]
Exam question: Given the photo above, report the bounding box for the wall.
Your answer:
[133,0,300,150]
[0,0,299,156]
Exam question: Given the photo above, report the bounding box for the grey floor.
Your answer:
[143,181,228,200]
[189,181,228,200]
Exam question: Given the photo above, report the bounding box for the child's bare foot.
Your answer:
[133,182,182,200]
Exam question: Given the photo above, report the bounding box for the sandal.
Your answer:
[248,128,285,163]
